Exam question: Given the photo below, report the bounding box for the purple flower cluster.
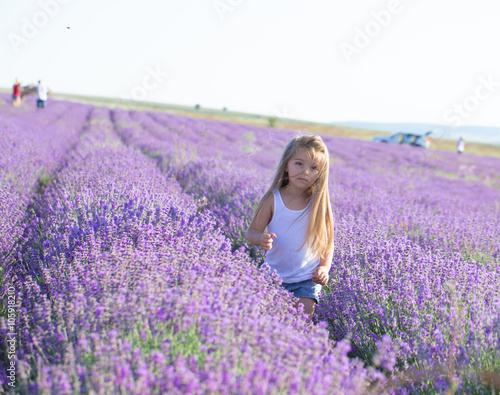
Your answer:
[0,98,385,394]
[318,136,500,391]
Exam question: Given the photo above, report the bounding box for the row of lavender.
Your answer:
[108,106,500,392]
[0,101,385,393]
[0,94,91,269]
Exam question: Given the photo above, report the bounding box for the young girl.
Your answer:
[246,135,334,317]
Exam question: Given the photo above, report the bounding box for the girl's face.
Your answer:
[285,149,322,191]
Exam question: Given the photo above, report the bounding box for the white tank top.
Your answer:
[265,189,320,283]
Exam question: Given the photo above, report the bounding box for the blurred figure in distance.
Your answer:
[457,137,465,154]
[37,80,48,108]
[12,78,23,107]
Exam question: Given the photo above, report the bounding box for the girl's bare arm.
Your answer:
[318,243,334,271]
[246,195,275,249]
[312,241,334,285]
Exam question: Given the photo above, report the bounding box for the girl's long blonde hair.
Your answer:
[254,134,334,258]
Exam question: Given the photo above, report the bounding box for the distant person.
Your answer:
[246,135,334,318]
[12,78,23,107]
[36,80,48,108]
[457,137,465,154]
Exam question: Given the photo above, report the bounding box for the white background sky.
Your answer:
[2,0,500,128]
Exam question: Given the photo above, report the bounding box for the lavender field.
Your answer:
[1,92,500,394]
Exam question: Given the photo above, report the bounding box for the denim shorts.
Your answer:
[281,279,322,304]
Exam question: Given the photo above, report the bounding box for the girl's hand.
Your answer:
[312,266,329,285]
[260,233,277,251]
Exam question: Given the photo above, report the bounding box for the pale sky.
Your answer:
[2,0,500,128]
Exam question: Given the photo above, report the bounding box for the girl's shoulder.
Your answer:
[261,192,275,211]
[258,192,275,219]
[252,192,274,228]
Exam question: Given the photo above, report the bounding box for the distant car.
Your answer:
[373,131,431,149]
